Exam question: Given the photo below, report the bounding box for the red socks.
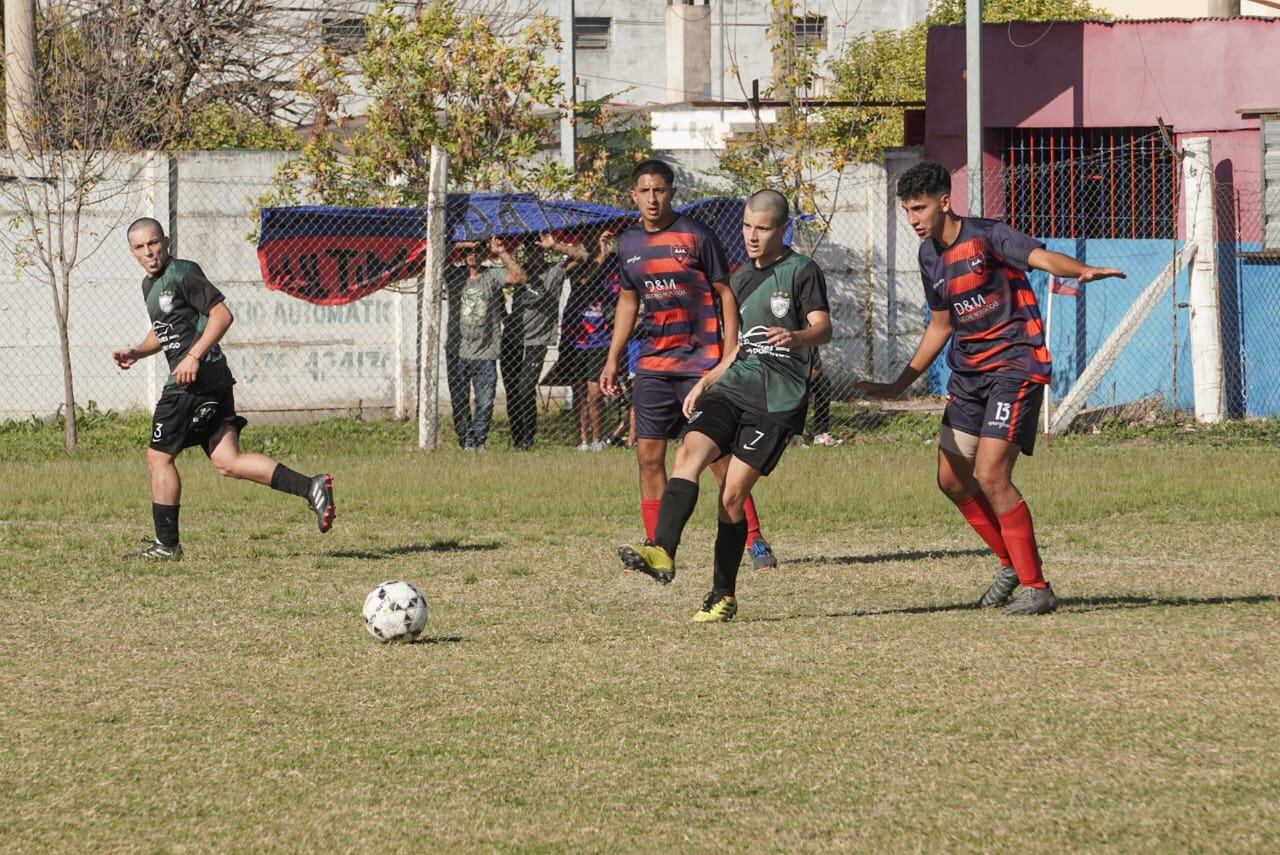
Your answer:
[997,499,1046,588]
[641,499,661,543]
[955,494,1011,567]
[743,494,762,545]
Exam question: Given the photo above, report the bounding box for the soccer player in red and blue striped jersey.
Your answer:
[600,160,775,567]
[860,161,1124,615]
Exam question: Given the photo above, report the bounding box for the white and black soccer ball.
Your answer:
[362,580,429,642]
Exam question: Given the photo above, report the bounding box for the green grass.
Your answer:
[2,424,1279,851]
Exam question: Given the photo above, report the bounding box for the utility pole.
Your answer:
[5,0,37,154]
[560,0,576,171]
[966,0,983,215]
[1207,0,1240,16]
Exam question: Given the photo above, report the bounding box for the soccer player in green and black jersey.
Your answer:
[617,190,831,621]
[112,218,336,559]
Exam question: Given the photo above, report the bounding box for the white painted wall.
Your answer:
[0,147,922,420]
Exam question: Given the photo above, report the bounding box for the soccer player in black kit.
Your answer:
[860,162,1124,615]
[113,218,336,560]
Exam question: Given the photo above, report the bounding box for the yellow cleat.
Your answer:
[691,591,737,623]
[617,543,675,584]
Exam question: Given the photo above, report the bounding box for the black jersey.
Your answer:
[142,258,235,391]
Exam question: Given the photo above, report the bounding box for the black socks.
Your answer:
[713,519,748,596]
[270,464,311,498]
[653,477,699,558]
[152,503,180,547]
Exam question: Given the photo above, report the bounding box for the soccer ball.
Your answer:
[362,580,429,642]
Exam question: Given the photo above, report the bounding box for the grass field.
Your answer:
[2,417,1279,851]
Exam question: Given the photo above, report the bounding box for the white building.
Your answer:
[301,1,931,107]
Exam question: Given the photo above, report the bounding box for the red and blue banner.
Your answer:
[257,194,756,306]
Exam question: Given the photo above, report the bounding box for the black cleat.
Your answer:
[1003,583,1059,616]
[978,564,1019,608]
[309,474,336,533]
[123,540,183,561]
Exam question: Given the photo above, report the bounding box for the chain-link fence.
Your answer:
[2,141,1279,447]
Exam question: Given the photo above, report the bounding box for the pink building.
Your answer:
[925,16,1280,241]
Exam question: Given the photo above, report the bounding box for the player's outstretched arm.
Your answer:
[1027,248,1126,284]
[857,308,952,398]
[600,288,639,397]
[112,329,162,370]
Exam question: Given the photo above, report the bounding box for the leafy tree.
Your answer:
[824,0,1110,160]
[173,105,300,151]
[717,0,832,224]
[265,0,566,207]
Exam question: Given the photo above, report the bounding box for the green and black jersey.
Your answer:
[709,249,829,427]
[142,258,235,392]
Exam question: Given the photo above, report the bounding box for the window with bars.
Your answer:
[321,17,365,53]
[793,15,827,49]
[1264,115,1280,250]
[575,17,611,50]
[999,128,1178,239]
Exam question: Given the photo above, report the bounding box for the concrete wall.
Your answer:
[0,147,926,421]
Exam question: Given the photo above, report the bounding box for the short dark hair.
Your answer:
[896,161,951,201]
[127,217,165,238]
[745,189,790,227]
[631,159,675,187]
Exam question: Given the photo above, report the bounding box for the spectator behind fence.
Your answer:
[546,228,620,451]
[501,233,587,451]
[446,236,525,452]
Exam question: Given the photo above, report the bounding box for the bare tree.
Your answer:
[0,0,313,449]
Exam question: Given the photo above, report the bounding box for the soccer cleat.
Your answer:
[691,590,738,623]
[617,543,675,584]
[1002,582,1059,616]
[123,540,183,561]
[748,536,778,570]
[309,474,336,533]
[977,564,1020,608]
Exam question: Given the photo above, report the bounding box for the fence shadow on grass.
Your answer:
[790,547,990,567]
[747,592,1279,623]
[1060,593,1280,612]
[409,635,464,645]
[330,540,502,560]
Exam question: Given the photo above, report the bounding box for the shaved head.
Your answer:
[745,189,789,228]
[127,217,165,238]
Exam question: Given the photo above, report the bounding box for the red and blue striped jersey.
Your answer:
[919,217,1051,384]
[616,214,729,377]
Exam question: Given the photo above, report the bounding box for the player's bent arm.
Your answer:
[173,302,233,385]
[763,310,831,349]
[113,329,162,369]
[1027,248,1126,284]
[859,309,952,398]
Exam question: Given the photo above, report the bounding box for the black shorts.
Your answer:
[942,373,1044,456]
[150,385,247,457]
[633,373,701,440]
[684,393,795,476]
